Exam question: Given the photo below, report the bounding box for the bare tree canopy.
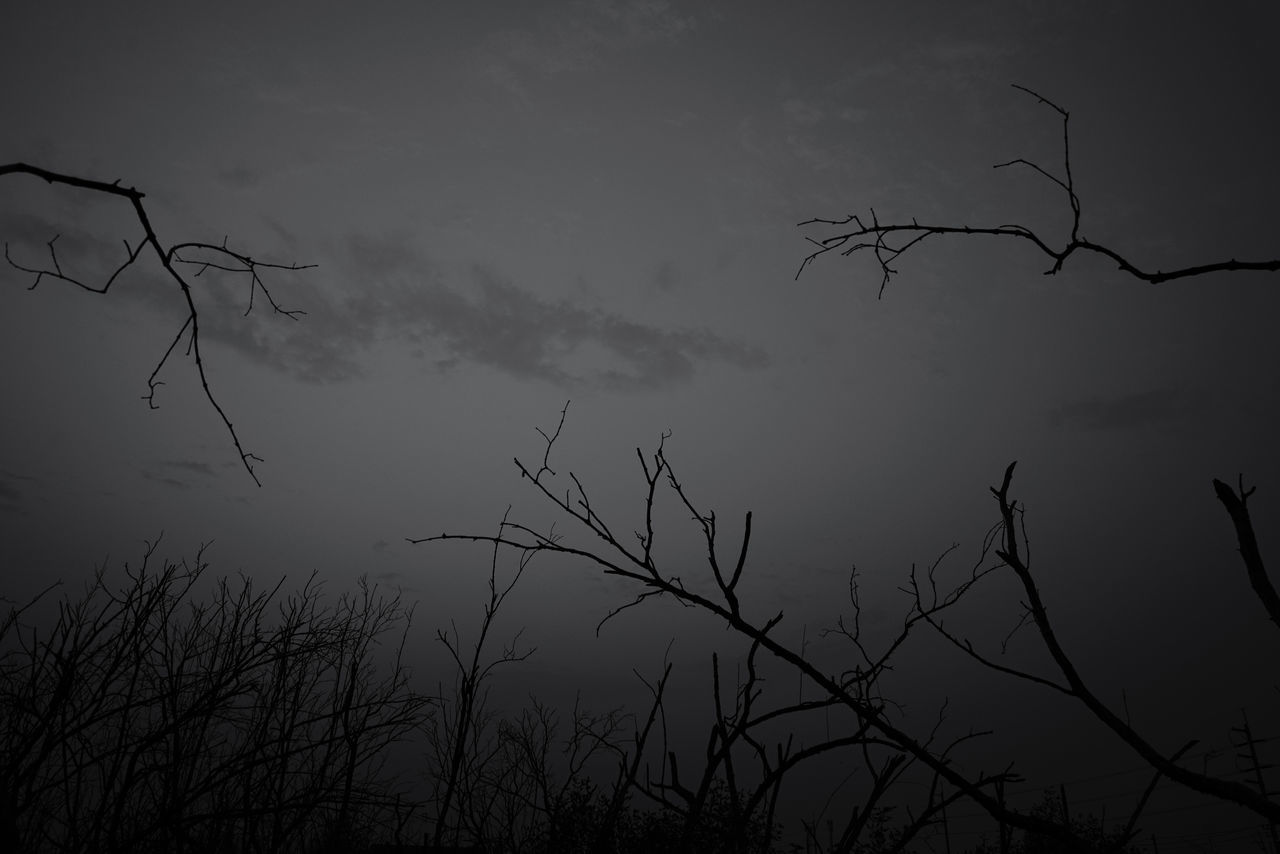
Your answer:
[4,68,1278,851]
[415,86,1280,852]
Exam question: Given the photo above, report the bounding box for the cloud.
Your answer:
[10,220,766,392]
[216,163,262,190]
[0,469,35,516]
[591,0,698,42]
[1047,387,1199,431]
[175,234,767,392]
[141,471,190,491]
[158,460,219,477]
[783,99,824,127]
[474,0,700,102]
[404,265,769,390]
[136,460,220,491]
[0,212,137,288]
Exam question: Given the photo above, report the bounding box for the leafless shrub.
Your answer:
[0,537,430,854]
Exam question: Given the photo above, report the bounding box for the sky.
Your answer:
[2,1,1279,849]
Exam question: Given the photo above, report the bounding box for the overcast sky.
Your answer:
[2,1,1279,849]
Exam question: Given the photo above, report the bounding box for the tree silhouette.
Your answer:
[0,538,430,854]
[795,85,1280,297]
[6,82,1278,852]
[418,87,1280,851]
[796,86,1280,839]
[413,405,1088,851]
[1,163,312,486]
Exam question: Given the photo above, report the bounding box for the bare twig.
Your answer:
[410,409,1103,848]
[1,162,313,485]
[796,85,1280,296]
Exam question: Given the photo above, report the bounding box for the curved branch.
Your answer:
[796,86,1280,296]
[1,162,313,485]
[1213,476,1280,631]
[990,462,1280,823]
[410,420,1113,849]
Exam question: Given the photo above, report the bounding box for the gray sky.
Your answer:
[2,1,1278,848]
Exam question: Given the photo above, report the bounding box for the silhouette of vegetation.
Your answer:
[0,163,311,486]
[0,538,429,854]
[5,84,1279,852]
[418,87,1280,852]
[795,85,1280,296]
[419,513,651,853]
[968,790,1144,854]
[414,404,1068,850]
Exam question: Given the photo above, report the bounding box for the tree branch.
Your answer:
[1,162,313,485]
[795,86,1280,297]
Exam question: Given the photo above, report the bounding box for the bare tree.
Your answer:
[422,510,538,851]
[1,163,312,485]
[414,87,1280,851]
[795,84,1280,838]
[418,507,675,854]
[0,537,431,854]
[412,404,1088,851]
[412,411,1277,852]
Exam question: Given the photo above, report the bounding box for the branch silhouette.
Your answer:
[1,162,313,485]
[795,86,1280,839]
[410,405,1106,851]
[411,86,1280,850]
[795,85,1280,297]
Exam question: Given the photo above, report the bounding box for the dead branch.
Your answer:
[977,462,1280,824]
[410,407,1104,850]
[795,85,1280,297]
[1,162,313,485]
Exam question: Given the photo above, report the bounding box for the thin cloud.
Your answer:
[1047,387,1198,431]
[0,212,133,286]
[783,98,825,127]
[141,470,190,491]
[158,460,219,478]
[17,222,768,392]
[139,459,224,490]
[591,0,698,43]
[216,164,262,190]
[167,234,768,391]
[401,264,769,390]
[475,0,700,102]
[0,469,35,516]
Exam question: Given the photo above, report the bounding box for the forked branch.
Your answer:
[795,85,1280,297]
[410,407,1112,849]
[1,162,313,485]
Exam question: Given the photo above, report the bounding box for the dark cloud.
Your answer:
[0,212,133,289]
[473,0,699,104]
[412,266,769,389]
[216,164,261,190]
[1047,387,1198,431]
[0,469,35,516]
[141,470,189,490]
[158,460,218,477]
[7,220,767,391]
[177,235,769,391]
